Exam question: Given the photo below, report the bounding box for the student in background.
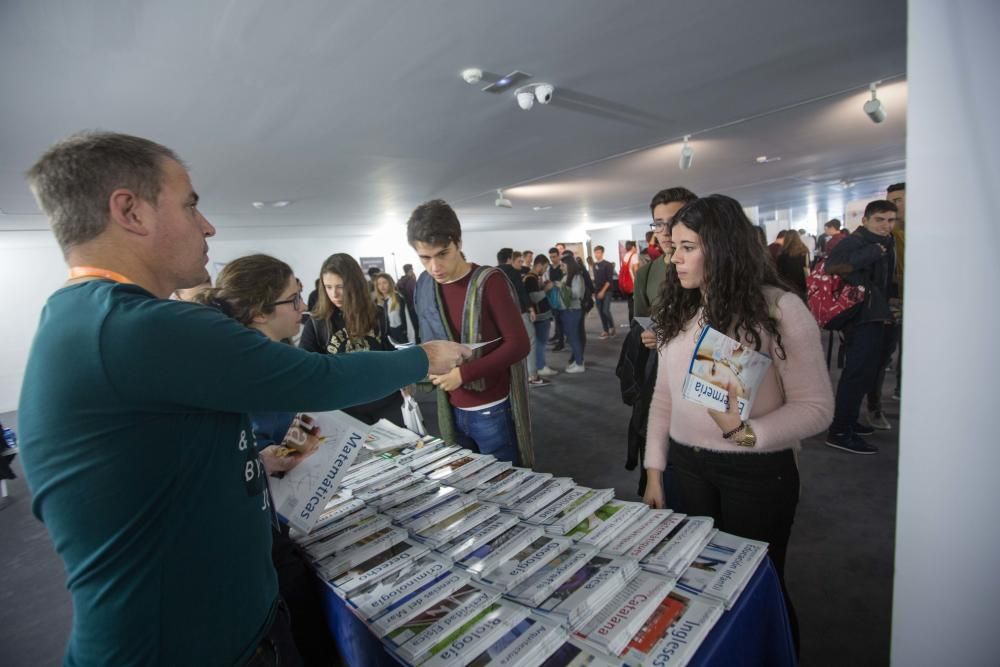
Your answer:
[547,246,565,351]
[374,272,415,344]
[526,254,559,381]
[634,187,698,321]
[557,254,587,373]
[592,245,616,339]
[775,229,810,300]
[643,194,833,652]
[767,229,787,261]
[497,248,544,387]
[301,254,408,426]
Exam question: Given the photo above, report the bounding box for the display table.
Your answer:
[319,556,796,667]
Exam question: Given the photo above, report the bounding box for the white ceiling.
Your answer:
[0,0,907,234]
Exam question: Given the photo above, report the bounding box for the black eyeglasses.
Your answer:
[649,221,670,230]
[270,293,303,308]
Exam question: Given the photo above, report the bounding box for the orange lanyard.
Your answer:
[68,266,135,285]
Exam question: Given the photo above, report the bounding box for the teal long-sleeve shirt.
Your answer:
[18,280,428,666]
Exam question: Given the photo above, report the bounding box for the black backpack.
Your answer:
[581,270,595,313]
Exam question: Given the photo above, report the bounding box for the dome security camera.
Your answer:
[534,84,554,104]
[516,90,535,110]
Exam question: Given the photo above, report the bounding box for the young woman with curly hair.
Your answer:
[643,194,833,650]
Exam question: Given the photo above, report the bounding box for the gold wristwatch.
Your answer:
[735,422,757,448]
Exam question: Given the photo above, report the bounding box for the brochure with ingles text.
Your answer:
[681,326,773,419]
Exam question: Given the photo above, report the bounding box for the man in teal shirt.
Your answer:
[19,132,468,666]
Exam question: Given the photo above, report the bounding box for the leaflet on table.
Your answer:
[436,454,498,487]
[374,478,440,512]
[538,639,622,667]
[401,493,479,533]
[459,614,568,667]
[640,516,715,578]
[484,470,553,506]
[602,509,674,557]
[507,546,599,608]
[342,462,411,491]
[396,444,463,471]
[419,600,530,667]
[370,569,471,636]
[567,500,648,549]
[302,513,392,561]
[479,536,573,592]
[450,460,514,492]
[413,451,475,478]
[619,587,723,667]
[543,488,617,536]
[680,325,773,420]
[510,477,576,519]
[392,582,504,664]
[525,485,590,525]
[412,501,502,548]
[625,513,688,561]
[316,527,408,577]
[346,554,453,620]
[532,555,640,630]
[458,523,545,577]
[290,505,376,548]
[342,456,397,486]
[310,497,367,533]
[269,410,368,534]
[354,473,425,504]
[675,531,768,609]
[477,467,540,501]
[328,539,431,596]
[364,418,422,452]
[436,512,521,562]
[383,484,460,523]
[572,572,674,656]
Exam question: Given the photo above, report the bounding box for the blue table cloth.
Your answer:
[320,556,796,666]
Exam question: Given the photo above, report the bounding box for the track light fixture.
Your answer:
[863,82,887,124]
[494,189,513,208]
[679,136,694,170]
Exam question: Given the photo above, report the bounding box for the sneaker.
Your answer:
[825,432,879,455]
[547,336,559,344]
[891,388,901,401]
[852,422,875,436]
[551,343,565,352]
[537,366,559,377]
[528,377,552,387]
[608,329,618,338]
[565,362,586,374]
[598,332,609,340]
[868,410,891,430]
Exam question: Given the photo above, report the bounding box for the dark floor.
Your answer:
[0,301,897,666]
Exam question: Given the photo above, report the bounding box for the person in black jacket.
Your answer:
[300,253,407,426]
[824,200,899,454]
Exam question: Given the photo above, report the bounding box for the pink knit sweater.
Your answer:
[644,287,834,471]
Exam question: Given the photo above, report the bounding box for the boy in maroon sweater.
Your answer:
[408,200,533,465]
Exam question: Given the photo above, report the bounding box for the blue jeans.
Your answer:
[560,308,584,365]
[596,296,615,332]
[452,398,518,464]
[533,318,552,370]
[831,322,898,433]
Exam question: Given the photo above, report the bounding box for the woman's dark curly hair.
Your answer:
[652,194,789,358]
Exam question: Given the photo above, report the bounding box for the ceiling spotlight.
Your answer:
[495,189,513,208]
[515,87,535,110]
[679,136,694,170]
[755,155,781,164]
[532,205,552,211]
[461,68,483,84]
[863,82,887,124]
[534,83,554,104]
[252,200,292,209]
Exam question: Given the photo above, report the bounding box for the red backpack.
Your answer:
[619,250,636,295]
[806,258,866,330]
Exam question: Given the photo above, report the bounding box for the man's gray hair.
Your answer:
[25,131,181,253]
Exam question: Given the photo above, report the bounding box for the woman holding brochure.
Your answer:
[642,194,834,651]
[300,253,408,426]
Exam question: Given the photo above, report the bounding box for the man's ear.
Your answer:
[108,188,153,237]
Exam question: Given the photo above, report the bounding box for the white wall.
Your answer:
[892,2,1000,665]
[0,221,585,412]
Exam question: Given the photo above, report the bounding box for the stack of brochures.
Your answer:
[571,571,675,656]
[409,501,502,548]
[455,523,545,577]
[507,477,575,519]
[449,460,513,492]
[675,531,769,609]
[527,487,616,537]
[450,613,567,667]
[477,535,573,593]
[601,509,675,557]
[416,600,534,667]
[640,516,717,578]
[529,553,641,631]
[539,639,622,666]
[618,586,724,666]
[476,467,543,502]
[564,499,648,549]
[435,512,521,562]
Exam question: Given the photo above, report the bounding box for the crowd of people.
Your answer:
[17,131,906,665]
